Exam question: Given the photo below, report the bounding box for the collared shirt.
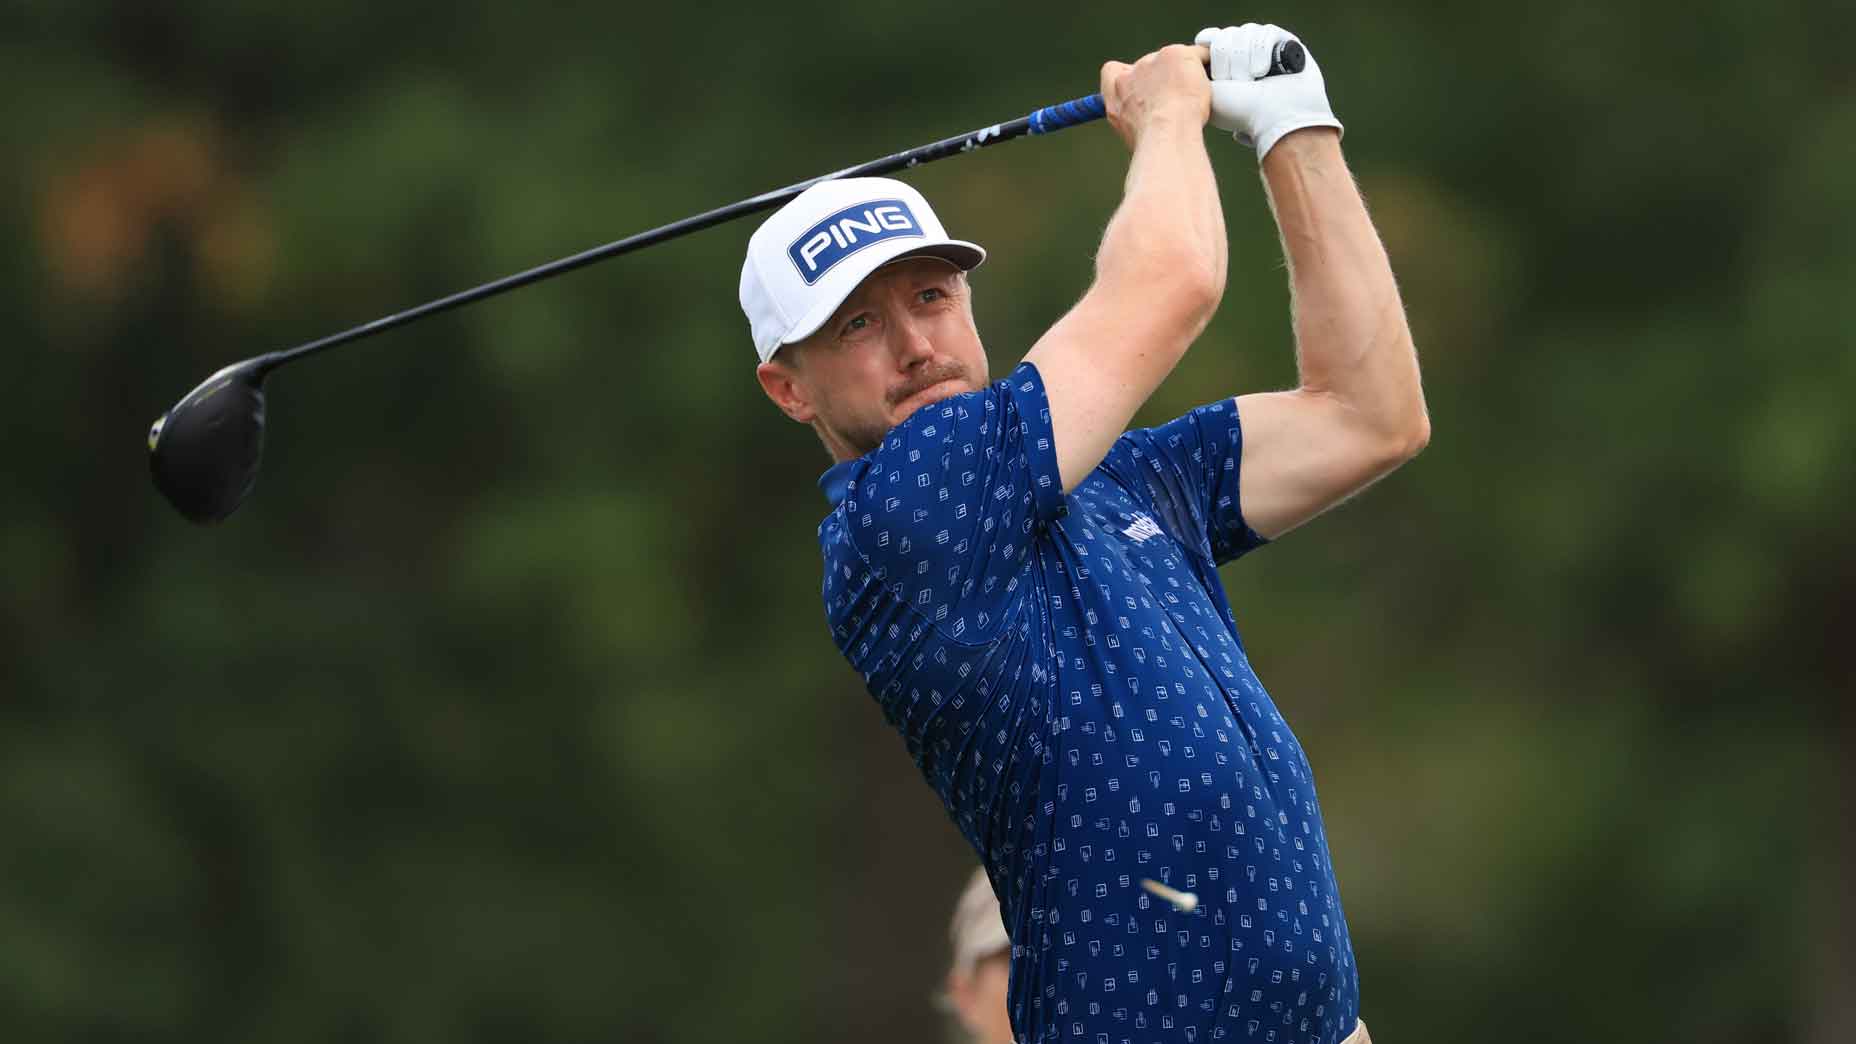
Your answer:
[818,362,1359,1044]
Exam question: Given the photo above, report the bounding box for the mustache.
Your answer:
[888,360,970,406]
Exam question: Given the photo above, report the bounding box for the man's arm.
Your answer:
[1234,129,1430,539]
[1024,45,1226,494]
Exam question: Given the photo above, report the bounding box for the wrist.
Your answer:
[1132,105,1209,145]
[1255,120,1342,164]
[1262,125,1340,158]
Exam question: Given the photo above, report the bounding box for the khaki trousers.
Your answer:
[1341,1019,1373,1044]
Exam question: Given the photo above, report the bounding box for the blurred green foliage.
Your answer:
[3,3,1851,1042]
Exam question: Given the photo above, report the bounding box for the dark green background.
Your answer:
[4,3,1850,1042]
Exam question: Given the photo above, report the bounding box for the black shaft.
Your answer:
[254,38,1306,374]
[257,114,1041,372]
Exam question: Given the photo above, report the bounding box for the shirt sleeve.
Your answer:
[1104,397,1268,567]
[833,361,1064,640]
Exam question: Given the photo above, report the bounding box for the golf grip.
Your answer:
[253,39,1307,372]
[1030,39,1305,133]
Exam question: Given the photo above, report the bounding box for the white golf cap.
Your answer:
[739,176,985,364]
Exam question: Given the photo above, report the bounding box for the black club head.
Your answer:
[148,361,270,524]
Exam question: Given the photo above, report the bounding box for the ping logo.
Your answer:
[787,198,922,284]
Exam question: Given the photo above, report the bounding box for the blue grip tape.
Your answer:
[1029,94,1106,134]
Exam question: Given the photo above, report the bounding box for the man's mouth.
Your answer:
[890,365,968,411]
[897,378,951,402]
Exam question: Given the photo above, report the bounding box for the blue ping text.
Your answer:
[787,199,922,284]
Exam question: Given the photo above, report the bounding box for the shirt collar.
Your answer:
[818,459,859,506]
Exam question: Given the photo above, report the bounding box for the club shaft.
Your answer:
[259,103,1095,371]
[257,39,1303,372]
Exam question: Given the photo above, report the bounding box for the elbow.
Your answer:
[1376,339,1431,466]
[1404,408,1432,458]
[1110,245,1223,325]
[1181,255,1226,320]
[1159,254,1225,334]
[1383,408,1431,466]
[1348,399,1429,474]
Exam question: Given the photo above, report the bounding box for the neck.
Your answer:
[815,421,869,463]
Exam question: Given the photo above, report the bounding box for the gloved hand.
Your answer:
[1195,24,1343,160]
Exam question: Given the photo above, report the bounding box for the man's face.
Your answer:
[756,257,988,461]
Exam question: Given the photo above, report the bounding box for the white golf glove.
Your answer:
[1195,24,1343,160]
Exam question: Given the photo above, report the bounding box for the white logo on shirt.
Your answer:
[1122,513,1163,544]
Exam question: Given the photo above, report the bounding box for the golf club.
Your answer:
[149,41,1305,524]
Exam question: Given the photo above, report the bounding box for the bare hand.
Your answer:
[1099,44,1212,152]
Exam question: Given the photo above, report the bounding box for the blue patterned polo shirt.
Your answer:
[817,362,1359,1044]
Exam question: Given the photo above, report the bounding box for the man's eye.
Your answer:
[843,315,871,334]
[920,288,945,303]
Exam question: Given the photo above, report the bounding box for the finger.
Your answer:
[1194,27,1228,81]
[1228,25,1261,82]
[1099,59,1131,95]
[1159,42,1201,67]
[1210,27,1239,82]
[1248,24,1284,79]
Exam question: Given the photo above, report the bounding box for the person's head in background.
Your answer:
[943,867,1014,1044]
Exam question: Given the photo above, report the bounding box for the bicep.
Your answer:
[1235,388,1416,539]
[1025,284,1215,494]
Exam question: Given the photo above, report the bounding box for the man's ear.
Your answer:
[756,357,816,423]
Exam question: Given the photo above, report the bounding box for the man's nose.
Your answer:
[892,314,935,367]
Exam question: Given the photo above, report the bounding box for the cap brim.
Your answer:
[775,238,986,353]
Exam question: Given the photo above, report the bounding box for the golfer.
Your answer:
[741,24,1418,1044]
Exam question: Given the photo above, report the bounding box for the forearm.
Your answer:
[1098,115,1227,309]
[1023,45,1227,493]
[1262,130,1427,444]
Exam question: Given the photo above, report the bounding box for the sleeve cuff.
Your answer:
[1005,361,1068,525]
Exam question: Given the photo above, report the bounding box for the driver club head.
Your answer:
[148,360,270,524]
